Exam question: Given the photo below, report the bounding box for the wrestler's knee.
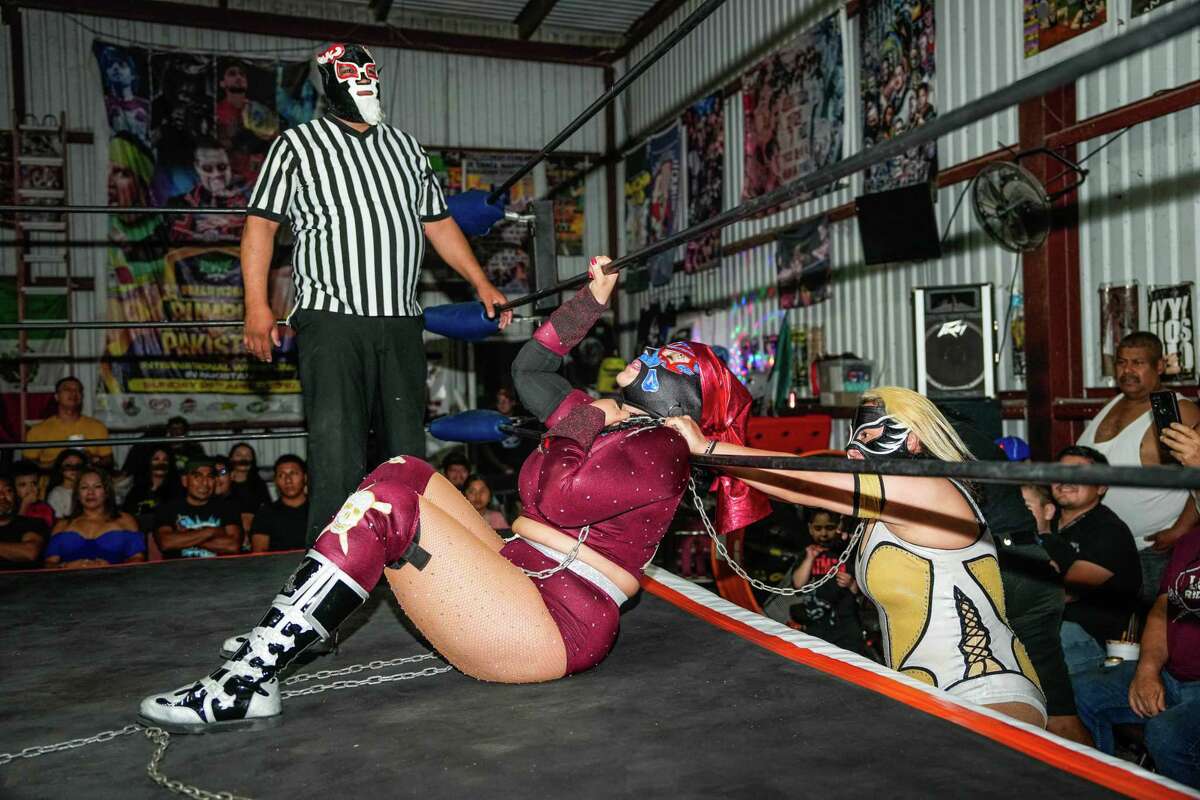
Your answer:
[359,455,436,495]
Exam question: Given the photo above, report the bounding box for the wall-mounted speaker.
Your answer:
[914,284,995,399]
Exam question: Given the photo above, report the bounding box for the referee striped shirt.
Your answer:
[247,116,449,317]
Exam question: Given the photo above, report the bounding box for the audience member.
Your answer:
[474,386,536,492]
[12,459,54,529]
[249,455,309,553]
[1043,446,1142,675]
[122,446,177,532]
[440,451,472,490]
[152,458,242,559]
[228,442,271,529]
[787,508,868,656]
[1021,484,1056,535]
[44,468,145,568]
[45,449,87,520]
[0,473,47,570]
[463,474,508,531]
[1072,527,1200,788]
[163,416,208,473]
[1077,332,1200,605]
[22,376,114,470]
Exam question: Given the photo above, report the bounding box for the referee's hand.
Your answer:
[244,303,281,363]
[477,283,513,330]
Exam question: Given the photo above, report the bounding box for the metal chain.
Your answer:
[281,652,440,686]
[518,525,591,580]
[281,663,453,698]
[144,727,252,800]
[0,724,140,766]
[688,477,864,596]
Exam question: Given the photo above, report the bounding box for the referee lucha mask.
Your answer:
[619,343,703,422]
[316,43,383,126]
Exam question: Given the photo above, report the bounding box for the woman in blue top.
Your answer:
[44,468,146,568]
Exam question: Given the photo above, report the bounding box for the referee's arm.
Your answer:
[242,135,297,361]
[424,218,512,328]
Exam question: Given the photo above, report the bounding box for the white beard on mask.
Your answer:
[353,92,384,126]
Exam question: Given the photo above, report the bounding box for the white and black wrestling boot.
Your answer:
[219,628,338,660]
[139,552,367,733]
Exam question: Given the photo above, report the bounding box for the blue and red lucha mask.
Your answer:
[619,343,703,422]
[846,399,915,462]
[316,43,382,126]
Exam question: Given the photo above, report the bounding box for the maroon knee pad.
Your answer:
[312,456,437,590]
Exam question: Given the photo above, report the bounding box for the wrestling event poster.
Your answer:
[92,40,316,425]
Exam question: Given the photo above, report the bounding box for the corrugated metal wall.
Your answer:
[1076,11,1200,389]
[9,9,608,465]
[617,0,1031,440]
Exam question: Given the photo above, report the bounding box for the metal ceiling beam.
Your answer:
[11,0,613,66]
[618,0,689,58]
[514,0,562,40]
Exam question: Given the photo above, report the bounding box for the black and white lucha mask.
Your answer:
[846,400,914,461]
[316,43,383,126]
[619,343,703,422]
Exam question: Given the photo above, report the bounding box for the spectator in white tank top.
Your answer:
[1076,332,1200,607]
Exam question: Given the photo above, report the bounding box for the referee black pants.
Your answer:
[293,308,427,546]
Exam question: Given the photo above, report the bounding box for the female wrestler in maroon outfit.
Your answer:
[140,258,768,732]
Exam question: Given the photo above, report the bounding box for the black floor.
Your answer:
[1,555,1123,799]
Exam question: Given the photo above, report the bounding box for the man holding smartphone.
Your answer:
[1077,332,1200,606]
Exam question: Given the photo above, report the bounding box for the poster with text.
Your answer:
[742,13,844,208]
[624,124,684,287]
[684,94,724,274]
[93,40,312,426]
[462,152,537,295]
[776,215,832,309]
[860,0,937,193]
[1149,283,1195,383]
[1099,283,1139,379]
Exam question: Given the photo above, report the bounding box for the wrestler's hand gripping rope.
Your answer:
[687,477,865,596]
[0,653,452,799]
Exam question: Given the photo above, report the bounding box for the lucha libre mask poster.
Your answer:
[741,13,845,209]
[1149,283,1196,383]
[775,215,832,309]
[1099,283,1140,380]
[860,0,937,193]
[92,40,317,426]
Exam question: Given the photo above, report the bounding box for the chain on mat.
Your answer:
[688,477,864,596]
[0,653,451,798]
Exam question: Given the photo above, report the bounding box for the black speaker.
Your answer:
[913,284,995,399]
[935,397,1003,443]
[856,182,942,265]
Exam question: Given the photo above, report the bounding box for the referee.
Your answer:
[241,42,511,545]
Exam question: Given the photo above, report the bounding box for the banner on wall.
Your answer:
[1010,293,1027,380]
[741,13,844,208]
[1099,283,1139,379]
[776,215,832,309]
[860,0,937,193]
[624,123,685,287]
[1023,1,1108,58]
[546,155,588,257]
[93,40,317,426]
[1149,283,1195,383]
[683,94,724,274]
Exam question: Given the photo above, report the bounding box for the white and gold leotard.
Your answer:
[855,480,1046,720]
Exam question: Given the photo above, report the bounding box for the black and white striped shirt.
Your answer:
[247,116,449,316]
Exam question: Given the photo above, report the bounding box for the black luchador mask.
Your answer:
[846,400,915,462]
[316,43,382,126]
[619,343,703,422]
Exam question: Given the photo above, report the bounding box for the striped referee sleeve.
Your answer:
[247,136,297,223]
[418,150,450,222]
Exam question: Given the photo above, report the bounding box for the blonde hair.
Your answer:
[861,386,975,463]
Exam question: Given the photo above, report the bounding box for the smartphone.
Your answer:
[1150,390,1181,436]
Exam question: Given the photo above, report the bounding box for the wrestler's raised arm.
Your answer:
[511,257,616,424]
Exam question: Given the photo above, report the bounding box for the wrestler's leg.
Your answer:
[986,701,1047,727]
[420,471,506,553]
[386,497,567,683]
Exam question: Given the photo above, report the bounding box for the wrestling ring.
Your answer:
[4,3,1200,797]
